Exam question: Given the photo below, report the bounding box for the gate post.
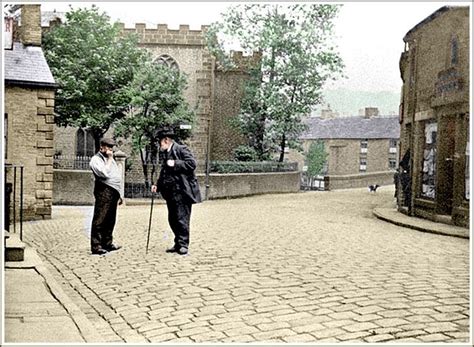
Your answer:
[114,150,127,204]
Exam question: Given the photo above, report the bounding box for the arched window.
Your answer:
[155,54,179,70]
[76,129,95,156]
[450,37,459,66]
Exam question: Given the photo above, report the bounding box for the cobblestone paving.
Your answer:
[23,187,470,343]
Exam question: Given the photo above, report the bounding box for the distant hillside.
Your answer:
[313,89,401,116]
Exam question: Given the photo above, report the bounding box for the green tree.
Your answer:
[207,4,344,161]
[115,61,195,189]
[43,6,146,149]
[306,140,328,177]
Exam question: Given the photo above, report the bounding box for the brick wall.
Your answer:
[5,87,55,220]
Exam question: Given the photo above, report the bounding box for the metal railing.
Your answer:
[4,164,24,240]
[53,155,91,170]
[124,182,158,199]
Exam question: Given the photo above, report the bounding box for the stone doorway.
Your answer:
[436,115,456,215]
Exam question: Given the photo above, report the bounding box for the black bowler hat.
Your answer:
[100,137,116,147]
[156,127,175,141]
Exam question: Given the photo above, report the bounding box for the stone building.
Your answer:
[398,6,469,227]
[47,18,258,183]
[4,4,57,221]
[290,107,400,190]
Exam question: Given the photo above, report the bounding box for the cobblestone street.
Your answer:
[22,187,470,343]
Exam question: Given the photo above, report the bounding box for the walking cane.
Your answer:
[146,191,155,255]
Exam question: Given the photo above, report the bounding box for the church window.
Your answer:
[155,54,179,70]
[450,37,458,66]
[76,129,95,157]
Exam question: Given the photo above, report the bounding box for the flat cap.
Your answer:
[100,138,116,147]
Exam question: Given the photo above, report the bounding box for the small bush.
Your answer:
[233,145,258,162]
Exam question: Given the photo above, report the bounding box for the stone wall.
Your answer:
[53,170,301,205]
[53,170,95,205]
[199,171,301,200]
[327,171,395,190]
[5,87,55,220]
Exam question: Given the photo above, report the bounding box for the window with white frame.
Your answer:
[389,139,397,153]
[389,158,397,170]
[359,158,367,172]
[360,139,368,153]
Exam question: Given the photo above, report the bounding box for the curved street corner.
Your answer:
[17,186,470,343]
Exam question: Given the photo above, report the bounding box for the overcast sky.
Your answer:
[37,1,470,93]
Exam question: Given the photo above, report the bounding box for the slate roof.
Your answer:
[4,42,57,88]
[301,116,400,140]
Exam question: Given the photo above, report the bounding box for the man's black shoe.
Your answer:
[91,248,108,255]
[166,246,179,253]
[105,244,122,252]
[177,247,188,255]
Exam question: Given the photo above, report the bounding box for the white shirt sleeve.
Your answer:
[89,155,111,178]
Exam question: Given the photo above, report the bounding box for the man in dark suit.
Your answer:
[151,128,201,255]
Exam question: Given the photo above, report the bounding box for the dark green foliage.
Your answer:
[43,5,146,149]
[115,61,196,188]
[306,140,328,176]
[210,161,297,173]
[233,145,258,162]
[207,4,344,162]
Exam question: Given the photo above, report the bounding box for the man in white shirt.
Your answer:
[89,138,123,255]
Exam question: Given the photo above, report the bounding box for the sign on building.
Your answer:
[4,17,13,49]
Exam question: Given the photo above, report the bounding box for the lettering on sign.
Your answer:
[434,68,463,96]
[3,17,13,50]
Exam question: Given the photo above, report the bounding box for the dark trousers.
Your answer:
[164,192,192,249]
[91,182,120,252]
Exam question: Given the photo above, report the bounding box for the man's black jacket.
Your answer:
[157,143,202,204]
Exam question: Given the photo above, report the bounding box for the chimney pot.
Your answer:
[364,107,379,118]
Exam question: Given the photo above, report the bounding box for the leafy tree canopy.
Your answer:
[306,140,328,177]
[207,4,344,161]
[115,61,196,187]
[43,5,146,147]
